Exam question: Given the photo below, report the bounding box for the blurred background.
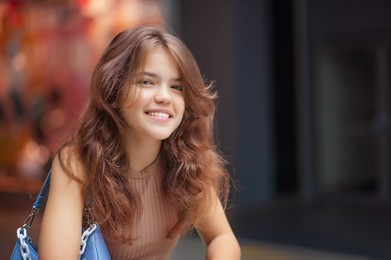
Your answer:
[0,0,390,259]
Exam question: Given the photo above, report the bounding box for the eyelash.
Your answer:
[171,85,182,91]
[138,79,182,91]
[140,80,153,85]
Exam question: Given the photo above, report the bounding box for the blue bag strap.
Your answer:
[33,170,51,210]
[22,171,51,228]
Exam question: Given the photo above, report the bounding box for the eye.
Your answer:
[171,85,182,91]
[138,79,153,86]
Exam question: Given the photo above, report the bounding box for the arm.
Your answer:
[38,148,84,260]
[196,190,241,260]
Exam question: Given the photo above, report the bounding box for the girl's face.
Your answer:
[121,46,185,142]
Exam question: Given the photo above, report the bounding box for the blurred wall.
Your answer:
[178,0,276,207]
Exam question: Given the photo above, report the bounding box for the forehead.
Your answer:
[145,46,177,67]
[136,46,180,75]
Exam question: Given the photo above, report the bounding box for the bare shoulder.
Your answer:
[49,145,85,206]
[39,145,86,258]
[53,145,86,183]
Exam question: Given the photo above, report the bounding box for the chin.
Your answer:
[147,126,179,141]
[150,132,173,141]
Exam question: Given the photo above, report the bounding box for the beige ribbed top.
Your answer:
[105,158,180,260]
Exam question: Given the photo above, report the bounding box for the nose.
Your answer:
[154,85,171,104]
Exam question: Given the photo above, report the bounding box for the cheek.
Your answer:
[178,98,186,119]
[122,86,141,108]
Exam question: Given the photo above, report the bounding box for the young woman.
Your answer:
[38,26,240,259]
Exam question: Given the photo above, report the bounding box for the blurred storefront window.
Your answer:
[0,0,165,192]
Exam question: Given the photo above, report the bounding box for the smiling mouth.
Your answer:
[147,112,170,119]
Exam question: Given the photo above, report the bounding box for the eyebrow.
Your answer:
[136,71,182,82]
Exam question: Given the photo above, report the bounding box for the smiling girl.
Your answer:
[38,26,240,260]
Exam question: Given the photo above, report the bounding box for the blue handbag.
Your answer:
[10,171,111,260]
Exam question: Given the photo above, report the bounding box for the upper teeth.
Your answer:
[149,112,169,118]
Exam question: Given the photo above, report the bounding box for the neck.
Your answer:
[126,137,162,171]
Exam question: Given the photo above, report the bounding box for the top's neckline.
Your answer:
[128,156,160,179]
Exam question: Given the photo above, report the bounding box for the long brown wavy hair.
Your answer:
[58,26,230,243]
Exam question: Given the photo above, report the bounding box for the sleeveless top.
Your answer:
[104,158,181,259]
